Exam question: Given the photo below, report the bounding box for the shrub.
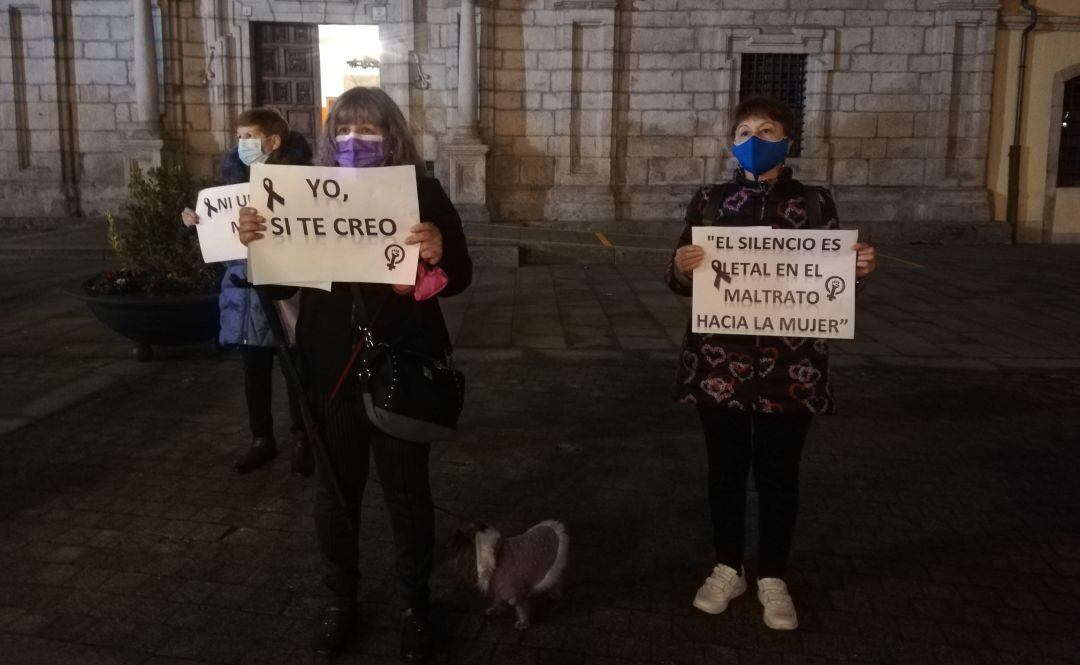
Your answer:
[86,164,220,296]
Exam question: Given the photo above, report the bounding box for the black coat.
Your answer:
[665,168,841,415]
[282,176,472,396]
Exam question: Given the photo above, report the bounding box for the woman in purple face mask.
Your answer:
[236,87,472,661]
[666,96,876,632]
[333,131,386,169]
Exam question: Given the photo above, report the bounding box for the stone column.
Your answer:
[437,0,491,222]
[122,0,167,184]
[454,0,480,138]
[132,0,161,134]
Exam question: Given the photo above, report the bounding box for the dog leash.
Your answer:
[254,286,357,534]
[432,500,471,522]
[366,475,471,523]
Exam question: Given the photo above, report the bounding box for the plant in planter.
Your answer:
[83,163,223,360]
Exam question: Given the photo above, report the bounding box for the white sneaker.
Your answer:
[757,577,798,630]
[692,564,746,614]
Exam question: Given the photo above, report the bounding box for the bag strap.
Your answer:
[702,191,721,225]
[701,183,733,224]
[349,283,372,331]
[329,285,388,401]
[330,334,369,401]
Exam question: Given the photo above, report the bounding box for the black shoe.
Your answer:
[291,430,314,477]
[312,604,356,656]
[400,608,433,662]
[233,436,276,473]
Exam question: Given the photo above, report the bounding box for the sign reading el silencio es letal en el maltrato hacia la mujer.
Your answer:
[246,164,421,287]
[691,227,859,340]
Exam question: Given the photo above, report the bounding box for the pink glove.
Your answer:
[392,263,449,300]
[413,262,449,301]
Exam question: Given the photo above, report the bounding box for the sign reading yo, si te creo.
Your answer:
[246,164,422,287]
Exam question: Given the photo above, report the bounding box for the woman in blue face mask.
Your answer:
[665,96,877,632]
[180,108,315,476]
[235,87,472,661]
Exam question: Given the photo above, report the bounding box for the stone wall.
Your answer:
[0,0,1006,240]
[482,0,1001,236]
[0,0,140,221]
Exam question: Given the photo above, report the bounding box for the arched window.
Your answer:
[1059,74,1080,187]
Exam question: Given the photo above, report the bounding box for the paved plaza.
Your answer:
[0,227,1078,664]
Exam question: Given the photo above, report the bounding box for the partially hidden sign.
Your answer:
[194,183,249,263]
[246,164,421,287]
[691,227,859,340]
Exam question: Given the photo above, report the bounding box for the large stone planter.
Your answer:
[82,279,220,361]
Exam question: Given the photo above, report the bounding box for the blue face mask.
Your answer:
[335,133,385,168]
[237,138,268,166]
[731,136,789,178]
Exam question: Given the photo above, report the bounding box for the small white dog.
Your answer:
[452,520,569,630]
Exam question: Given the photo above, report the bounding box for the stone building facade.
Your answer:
[989,0,1080,243]
[0,1,1013,241]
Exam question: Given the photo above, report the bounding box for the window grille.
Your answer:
[739,53,808,157]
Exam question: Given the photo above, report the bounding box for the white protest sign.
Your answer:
[246,164,420,286]
[691,227,859,339]
[279,281,333,292]
[194,183,250,263]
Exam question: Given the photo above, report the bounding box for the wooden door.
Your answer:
[252,22,322,148]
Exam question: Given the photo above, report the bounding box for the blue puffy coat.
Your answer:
[217,132,312,347]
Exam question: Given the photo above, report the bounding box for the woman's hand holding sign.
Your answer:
[674,244,706,284]
[853,242,876,279]
[181,208,200,227]
[393,223,444,297]
[406,222,443,266]
[237,207,266,246]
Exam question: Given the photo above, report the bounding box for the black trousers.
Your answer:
[698,407,813,580]
[238,345,304,439]
[313,389,434,612]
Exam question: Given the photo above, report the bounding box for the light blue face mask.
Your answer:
[731,135,789,178]
[238,138,268,166]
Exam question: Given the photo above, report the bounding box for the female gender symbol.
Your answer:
[825,276,846,301]
[385,244,405,270]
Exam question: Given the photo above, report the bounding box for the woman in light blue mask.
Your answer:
[666,96,876,632]
[181,108,315,476]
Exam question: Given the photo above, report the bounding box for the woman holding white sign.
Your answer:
[236,87,471,661]
[180,108,315,476]
[667,96,876,631]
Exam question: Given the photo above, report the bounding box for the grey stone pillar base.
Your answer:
[119,132,168,187]
[436,140,491,223]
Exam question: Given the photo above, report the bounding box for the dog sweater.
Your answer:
[489,523,563,603]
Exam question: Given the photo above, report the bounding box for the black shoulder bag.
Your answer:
[330,286,465,444]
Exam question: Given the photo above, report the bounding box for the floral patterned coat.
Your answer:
[665,168,841,415]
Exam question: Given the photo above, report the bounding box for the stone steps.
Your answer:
[466,222,671,266]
